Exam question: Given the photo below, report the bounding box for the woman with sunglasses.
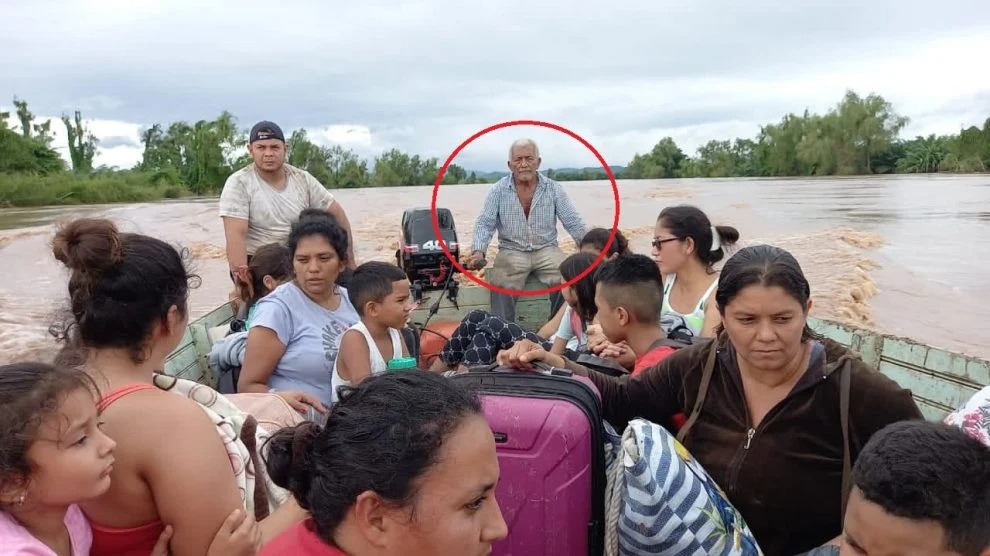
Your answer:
[651,205,739,339]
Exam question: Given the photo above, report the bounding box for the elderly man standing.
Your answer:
[219,120,357,284]
[468,138,587,322]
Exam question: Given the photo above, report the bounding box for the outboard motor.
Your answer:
[396,207,461,303]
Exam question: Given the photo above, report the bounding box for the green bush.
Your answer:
[0,171,193,207]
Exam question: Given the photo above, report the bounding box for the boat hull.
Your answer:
[164,281,988,421]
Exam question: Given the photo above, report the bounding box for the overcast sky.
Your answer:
[3,0,989,171]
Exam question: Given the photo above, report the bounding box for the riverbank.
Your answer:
[0,171,193,207]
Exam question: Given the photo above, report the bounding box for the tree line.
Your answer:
[625,91,990,179]
[0,103,489,198]
[1,90,988,206]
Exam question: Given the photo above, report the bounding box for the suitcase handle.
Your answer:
[463,362,573,377]
[533,361,574,377]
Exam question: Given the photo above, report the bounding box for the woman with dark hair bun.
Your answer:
[497,244,924,555]
[49,218,265,555]
[261,370,507,555]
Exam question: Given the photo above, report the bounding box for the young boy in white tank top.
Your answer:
[332,262,415,403]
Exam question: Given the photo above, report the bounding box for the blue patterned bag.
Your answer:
[609,418,763,556]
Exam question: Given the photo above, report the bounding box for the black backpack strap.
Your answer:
[575,354,629,377]
[651,338,692,351]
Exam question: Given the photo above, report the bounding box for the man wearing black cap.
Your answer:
[219,120,356,283]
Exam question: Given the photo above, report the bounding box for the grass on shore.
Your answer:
[0,171,195,208]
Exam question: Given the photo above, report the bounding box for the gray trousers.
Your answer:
[488,245,566,323]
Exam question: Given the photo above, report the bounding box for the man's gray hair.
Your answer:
[508,138,540,160]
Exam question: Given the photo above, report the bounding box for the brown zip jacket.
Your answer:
[586,336,923,556]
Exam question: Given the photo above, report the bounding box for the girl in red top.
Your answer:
[261,371,508,556]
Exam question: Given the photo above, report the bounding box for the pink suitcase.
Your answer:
[453,367,605,556]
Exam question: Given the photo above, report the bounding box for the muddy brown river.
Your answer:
[1,175,988,364]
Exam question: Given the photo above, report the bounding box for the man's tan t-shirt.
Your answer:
[219,163,336,255]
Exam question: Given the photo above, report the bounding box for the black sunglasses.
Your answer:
[652,237,682,249]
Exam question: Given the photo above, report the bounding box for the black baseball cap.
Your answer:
[249,121,285,143]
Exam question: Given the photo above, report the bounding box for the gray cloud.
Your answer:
[2,0,988,168]
[96,135,139,149]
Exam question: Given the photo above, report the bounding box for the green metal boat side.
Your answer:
[808,318,988,421]
[163,302,235,389]
[165,280,988,420]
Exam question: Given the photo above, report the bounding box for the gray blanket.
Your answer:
[209,331,247,394]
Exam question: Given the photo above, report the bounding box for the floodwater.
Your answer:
[1,175,988,364]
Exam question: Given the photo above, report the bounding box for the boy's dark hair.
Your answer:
[347,261,408,317]
[0,362,99,509]
[853,420,990,555]
[594,254,663,324]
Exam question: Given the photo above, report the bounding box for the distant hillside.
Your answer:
[468,165,626,181]
[551,165,627,175]
[470,170,508,181]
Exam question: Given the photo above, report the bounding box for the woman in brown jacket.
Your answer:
[497,244,923,556]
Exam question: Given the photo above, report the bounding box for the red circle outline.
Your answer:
[431,120,620,296]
